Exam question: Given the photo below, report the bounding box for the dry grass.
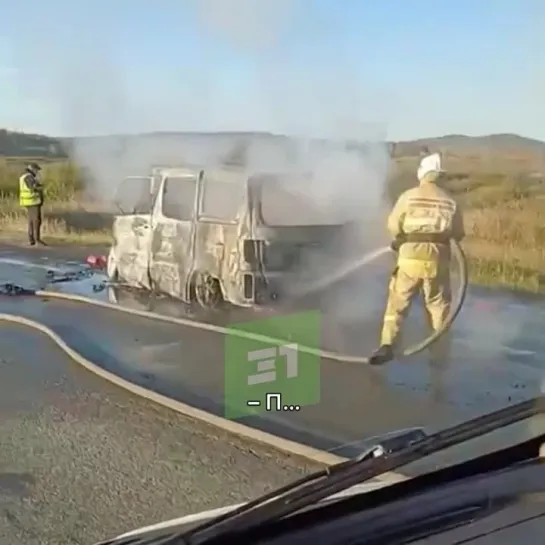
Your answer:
[460,200,545,292]
[0,199,112,246]
[2,153,545,292]
[389,153,545,293]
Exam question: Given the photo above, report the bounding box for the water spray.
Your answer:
[288,246,391,298]
[288,240,468,362]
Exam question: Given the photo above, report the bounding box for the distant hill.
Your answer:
[0,129,66,158]
[1,128,544,162]
[392,133,545,157]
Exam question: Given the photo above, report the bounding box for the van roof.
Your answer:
[149,165,294,184]
[157,165,248,185]
[160,167,202,177]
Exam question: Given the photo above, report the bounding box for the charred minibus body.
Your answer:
[107,167,348,308]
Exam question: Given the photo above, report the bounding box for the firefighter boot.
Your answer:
[369,344,394,365]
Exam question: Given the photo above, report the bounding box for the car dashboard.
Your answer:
[221,435,545,545]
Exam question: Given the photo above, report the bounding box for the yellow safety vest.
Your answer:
[19,173,42,207]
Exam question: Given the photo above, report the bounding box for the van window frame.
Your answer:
[197,174,245,225]
[114,176,154,216]
[160,174,199,222]
[257,176,343,227]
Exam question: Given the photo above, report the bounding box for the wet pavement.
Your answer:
[0,244,544,467]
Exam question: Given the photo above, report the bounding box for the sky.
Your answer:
[1,0,544,141]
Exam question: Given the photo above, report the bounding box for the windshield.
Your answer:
[90,164,543,545]
[3,60,540,545]
[99,399,545,545]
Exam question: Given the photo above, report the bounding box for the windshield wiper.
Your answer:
[99,396,545,545]
[172,396,545,545]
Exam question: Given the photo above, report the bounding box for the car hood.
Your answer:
[111,477,401,541]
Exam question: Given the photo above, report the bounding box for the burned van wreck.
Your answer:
[107,166,351,309]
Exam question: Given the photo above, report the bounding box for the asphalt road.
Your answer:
[0,241,544,534]
[0,245,459,450]
[0,244,543,448]
[0,322,322,545]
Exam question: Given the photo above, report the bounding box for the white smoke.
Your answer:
[195,1,393,328]
[10,0,394,355]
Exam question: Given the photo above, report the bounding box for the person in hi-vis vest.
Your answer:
[19,162,46,246]
[369,148,464,368]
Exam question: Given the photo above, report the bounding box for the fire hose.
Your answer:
[0,240,467,365]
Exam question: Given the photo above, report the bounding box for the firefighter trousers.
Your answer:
[379,266,452,366]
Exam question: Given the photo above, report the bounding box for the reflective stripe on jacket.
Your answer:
[387,175,464,277]
[19,173,41,207]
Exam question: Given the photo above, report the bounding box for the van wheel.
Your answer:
[193,272,223,309]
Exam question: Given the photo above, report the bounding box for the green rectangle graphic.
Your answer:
[224,310,321,419]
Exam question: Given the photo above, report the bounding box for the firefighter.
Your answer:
[369,149,464,366]
[19,162,46,246]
